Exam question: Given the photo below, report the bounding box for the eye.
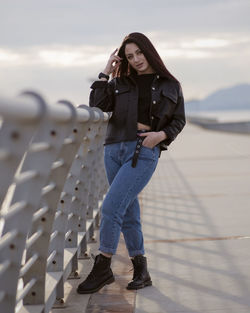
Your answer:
[137,50,142,55]
[127,55,132,60]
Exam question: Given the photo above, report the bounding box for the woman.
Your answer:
[77,32,185,294]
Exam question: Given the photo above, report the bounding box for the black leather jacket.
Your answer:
[89,73,185,151]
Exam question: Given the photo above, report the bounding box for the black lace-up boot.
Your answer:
[77,254,115,294]
[127,255,152,290]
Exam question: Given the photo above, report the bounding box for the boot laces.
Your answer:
[129,263,142,280]
[86,269,96,280]
[85,253,97,280]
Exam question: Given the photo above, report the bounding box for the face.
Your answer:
[124,43,155,75]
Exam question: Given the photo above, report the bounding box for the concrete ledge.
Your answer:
[187,115,250,134]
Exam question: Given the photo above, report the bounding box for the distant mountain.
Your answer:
[185,84,250,112]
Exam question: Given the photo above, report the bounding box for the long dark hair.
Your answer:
[113,32,178,82]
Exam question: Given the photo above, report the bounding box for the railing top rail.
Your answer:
[0,96,42,121]
[0,93,110,124]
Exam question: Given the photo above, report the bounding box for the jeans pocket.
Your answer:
[141,144,154,151]
[140,145,159,161]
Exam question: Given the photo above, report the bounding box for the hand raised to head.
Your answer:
[103,48,123,75]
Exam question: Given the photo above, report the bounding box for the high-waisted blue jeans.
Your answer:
[99,140,160,257]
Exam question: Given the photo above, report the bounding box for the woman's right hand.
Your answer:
[103,49,122,75]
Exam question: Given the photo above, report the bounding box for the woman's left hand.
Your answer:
[138,131,167,148]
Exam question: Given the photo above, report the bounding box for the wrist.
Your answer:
[98,72,109,81]
[158,131,167,141]
[102,69,110,76]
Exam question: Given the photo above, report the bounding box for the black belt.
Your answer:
[131,130,150,168]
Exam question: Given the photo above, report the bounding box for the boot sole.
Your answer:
[126,280,152,290]
[77,276,115,294]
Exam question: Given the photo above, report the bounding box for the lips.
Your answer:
[136,63,143,68]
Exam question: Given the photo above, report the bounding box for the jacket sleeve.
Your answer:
[89,79,115,112]
[161,83,186,146]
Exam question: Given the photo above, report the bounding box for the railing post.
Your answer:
[0,92,110,313]
[0,93,47,313]
[21,100,77,309]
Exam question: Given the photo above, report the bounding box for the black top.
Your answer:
[134,73,155,126]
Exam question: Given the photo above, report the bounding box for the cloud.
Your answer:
[0,49,20,62]
[0,45,113,68]
[150,31,250,59]
[180,38,230,48]
[0,0,250,104]
[1,0,250,48]
[1,31,249,70]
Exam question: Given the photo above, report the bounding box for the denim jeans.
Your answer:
[99,140,160,257]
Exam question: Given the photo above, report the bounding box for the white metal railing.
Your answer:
[0,91,109,313]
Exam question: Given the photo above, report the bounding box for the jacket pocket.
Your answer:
[151,90,178,131]
[114,86,130,107]
[161,89,178,105]
[114,85,130,95]
[114,86,130,112]
[112,86,130,125]
[152,90,177,120]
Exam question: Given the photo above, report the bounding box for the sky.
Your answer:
[0,0,250,105]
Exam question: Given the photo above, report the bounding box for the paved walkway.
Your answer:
[52,123,250,313]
